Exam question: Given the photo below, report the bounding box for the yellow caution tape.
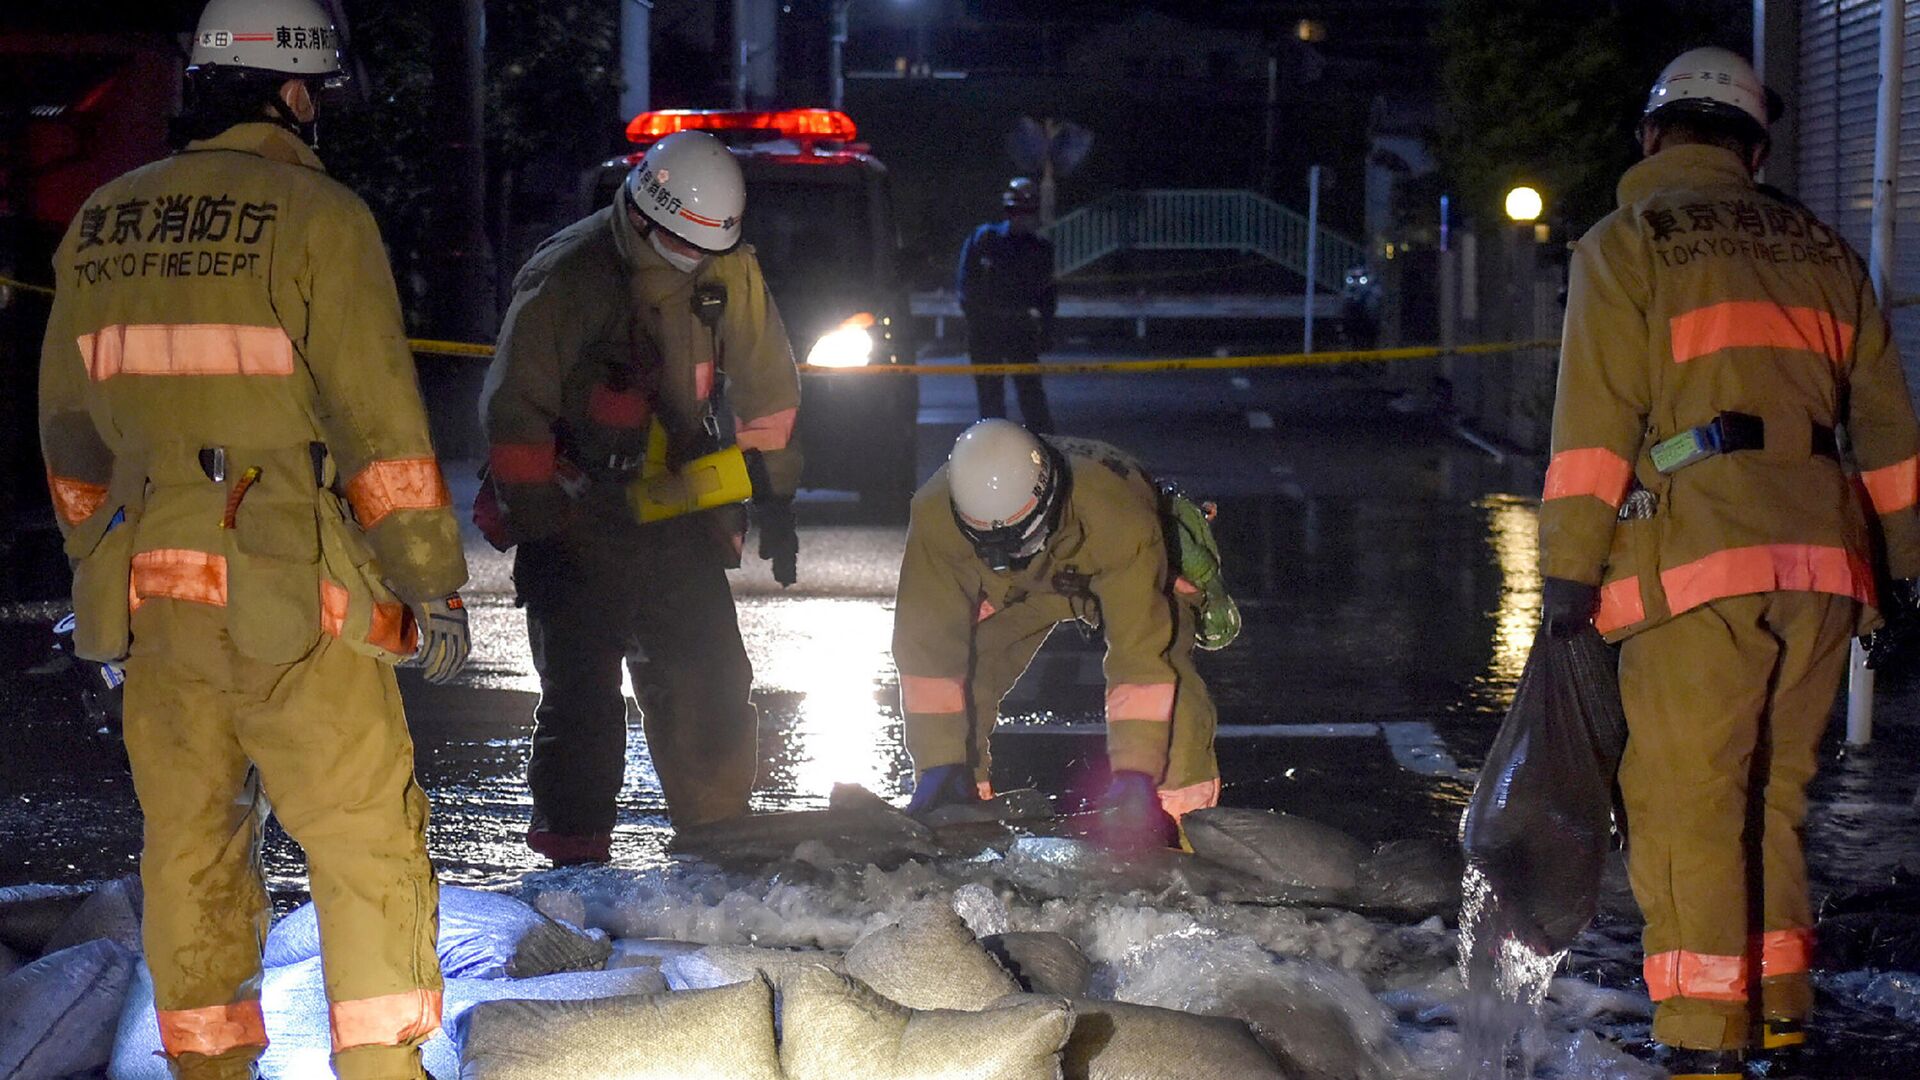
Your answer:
[798,339,1558,376]
[0,273,55,297]
[407,338,498,358]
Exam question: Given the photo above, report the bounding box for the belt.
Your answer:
[1651,412,1838,474]
[197,443,328,486]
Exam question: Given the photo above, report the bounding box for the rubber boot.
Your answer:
[526,829,612,866]
[1664,1047,1746,1078]
[1095,770,1180,853]
[1747,1019,1809,1078]
[904,763,981,820]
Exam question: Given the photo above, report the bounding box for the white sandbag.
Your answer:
[778,966,1072,1080]
[108,961,166,1080]
[606,938,706,970]
[999,993,1285,1080]
[43,876,143,955]
[458,978,783,1080]
[660,944,843,991]
[983,932,1092,997]
[842,903,1019,1011]
[1181,808,1369,893]
[265,886,609,977]
[425,966,668,1078]
[0,937,137,1078]
[0,943,20,981]
[0,885,90,957]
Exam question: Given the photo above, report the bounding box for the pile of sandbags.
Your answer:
[0,878,143,1079]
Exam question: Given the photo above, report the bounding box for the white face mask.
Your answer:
[649,230,707,275]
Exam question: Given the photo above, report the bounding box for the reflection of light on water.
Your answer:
[1479,496,1542,701]
[739,597,908,803]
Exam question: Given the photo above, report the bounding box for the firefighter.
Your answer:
[957,178,1057,434]
[1538,47,1920,1077]
[893,420,1232,848]
[37,1,470,1076]
[479,129,801,864]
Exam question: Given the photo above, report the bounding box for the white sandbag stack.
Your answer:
[0,937,138,1078]
[777,966,1073,1080]
[458,977,784,1079]
[840,903,1020,1010]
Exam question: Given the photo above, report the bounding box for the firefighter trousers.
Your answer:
[1617,590,1854,1050]
[123,600,440,1080]
[968,316,1054,434]
[904,592,1220,817]
[517,512,757,834]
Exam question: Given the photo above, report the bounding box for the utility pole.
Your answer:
[423,0,496,454]
[831,0,851,111]
[1303,165,1322,352]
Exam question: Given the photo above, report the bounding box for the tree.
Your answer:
[1437,0,1748,233]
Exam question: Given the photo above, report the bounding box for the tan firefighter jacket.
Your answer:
[479,194,801,543]
[894,437,1187,730]
[38,123,466,664]
[1541,143,1920,639]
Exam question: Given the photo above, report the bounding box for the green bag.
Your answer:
[1163,488,1241,651]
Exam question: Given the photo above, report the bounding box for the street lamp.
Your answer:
[1503,184,1543,224]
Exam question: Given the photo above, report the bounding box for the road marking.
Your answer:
[1230,376,1252,390]
[994,720,1475,779]
[1247,410,1275,430]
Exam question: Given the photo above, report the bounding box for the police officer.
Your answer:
[893,420,1230,849]
[1539,47,1920,1077]
[957,178,1057,434]
[38,1,469,1075]
[480,130,801,864]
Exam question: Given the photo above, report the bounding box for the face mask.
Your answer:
[649,230,706,275]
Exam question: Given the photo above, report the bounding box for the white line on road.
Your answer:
[1246,410,1275,430]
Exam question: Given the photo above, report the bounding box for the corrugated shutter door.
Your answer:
[1798,0,1920,384]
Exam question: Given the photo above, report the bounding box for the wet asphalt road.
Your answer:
[5,341,1920,1073]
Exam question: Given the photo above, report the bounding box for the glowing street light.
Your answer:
[1504,184,1544,224]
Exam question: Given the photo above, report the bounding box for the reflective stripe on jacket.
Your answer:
[1541,144,1920,639]
[38,123,465,658]
[893,437,1182,730]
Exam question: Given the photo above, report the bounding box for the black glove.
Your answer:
[403,594,470,684]
[1866,578,1920,669]
[757,498,798,587]
[1541,577,1598,639]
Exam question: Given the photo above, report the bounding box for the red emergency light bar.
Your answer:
[626,108,858,144]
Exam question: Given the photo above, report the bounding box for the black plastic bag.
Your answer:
[1461,623,1629,953]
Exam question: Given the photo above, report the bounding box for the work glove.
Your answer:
[744,449,798,587]
[404,594,470,684]
[1095,770,1181,853]
[1866,578,1920,669]
[904,763,981,819]
[1541,577,1599,639]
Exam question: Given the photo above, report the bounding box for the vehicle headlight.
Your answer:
[807,312,877,367]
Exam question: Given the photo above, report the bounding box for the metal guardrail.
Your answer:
[1042,189,1368,291]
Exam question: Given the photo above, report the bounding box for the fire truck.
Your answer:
[592,108,918,513]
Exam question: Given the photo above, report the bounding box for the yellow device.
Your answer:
[626,423,754,524]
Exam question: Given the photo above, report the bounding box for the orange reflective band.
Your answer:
[488,442,557,484]
[1861,455,1920,515]
[1660,544,1874,617]
[694,361,715,402]
[901,674,966,714]
[1543,447,1634,509]
[370,601,418,656]
[1644,949,1748,1002]
[1106,682,1176,723]
[130,549,228,608]
[976,598,997,622]
[321,580,349,638]
[346,458,452,530]
[1668,301,1855,366]
[977,780,995,800]
[329,987,441,1051]
[47,473,109,526]
[156,999,268,1057]
[78,323,295,381]
[1594,577,1645,634]
[1173,576,1202,596]
[735,406,798,452]
[1761,927,1815,977]
[1158,777,1222,820]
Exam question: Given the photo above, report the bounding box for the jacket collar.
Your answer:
[1617,143,1753,206]
[184,122,326,172]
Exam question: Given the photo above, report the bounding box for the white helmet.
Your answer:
[625,131,745,254]
[189,0,344,78]
[1644,47,1773,135]
[949,420,1065,571]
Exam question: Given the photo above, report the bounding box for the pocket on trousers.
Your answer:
[317,497,419,664]
[70,517,136,663]
[224,493,321,665]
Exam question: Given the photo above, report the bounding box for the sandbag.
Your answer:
[661,944,843,991]
[606,938,706,970]
[0,944,20,982]
[778,966,1072,1080]
[264,885,609,978]
[998,993,1284,1080]
[983,932,1092,997]
[458,978,783,1080]
[1355,839,1462,913]
[1182,808,1369,893]
[43,876,142,955]
[0,886,89,957]
[842,903,1019,1011]
[428,966,668,1078]
[1460,624,1628,952]
[0,937,136,1078]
